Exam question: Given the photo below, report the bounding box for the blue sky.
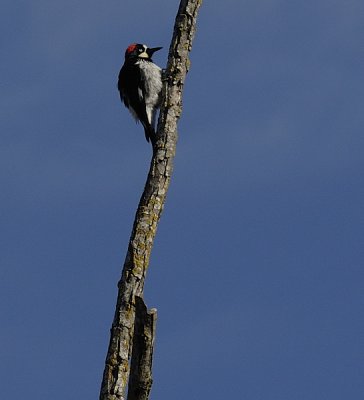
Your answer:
[1,1,363,399]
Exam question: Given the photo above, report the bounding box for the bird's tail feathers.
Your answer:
[143,123,156,144]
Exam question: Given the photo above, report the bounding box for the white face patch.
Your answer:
[138,45,149,59]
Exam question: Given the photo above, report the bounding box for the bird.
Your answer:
[117,43,163,143]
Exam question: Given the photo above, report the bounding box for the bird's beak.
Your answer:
[147,47,163,57]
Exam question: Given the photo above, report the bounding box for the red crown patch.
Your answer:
[126,44,137,53]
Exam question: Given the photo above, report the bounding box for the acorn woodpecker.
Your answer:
[118,43,163,143]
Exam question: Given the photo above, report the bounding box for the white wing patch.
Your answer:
[138,87,143,101]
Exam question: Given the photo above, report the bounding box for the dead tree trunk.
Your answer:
[99,1,203,399]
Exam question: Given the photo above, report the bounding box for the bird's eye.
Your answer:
[139,48,144,52]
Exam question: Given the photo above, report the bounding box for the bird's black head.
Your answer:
[124,43,162,61]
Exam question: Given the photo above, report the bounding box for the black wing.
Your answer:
[118,64,153,142]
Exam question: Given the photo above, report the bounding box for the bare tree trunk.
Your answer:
[99,1,203,400]
[127,297,157,400]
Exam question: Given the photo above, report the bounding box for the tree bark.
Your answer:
[127,297,157,400]
[99,1,202,399]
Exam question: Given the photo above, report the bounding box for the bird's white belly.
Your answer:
[138,60,162,124]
